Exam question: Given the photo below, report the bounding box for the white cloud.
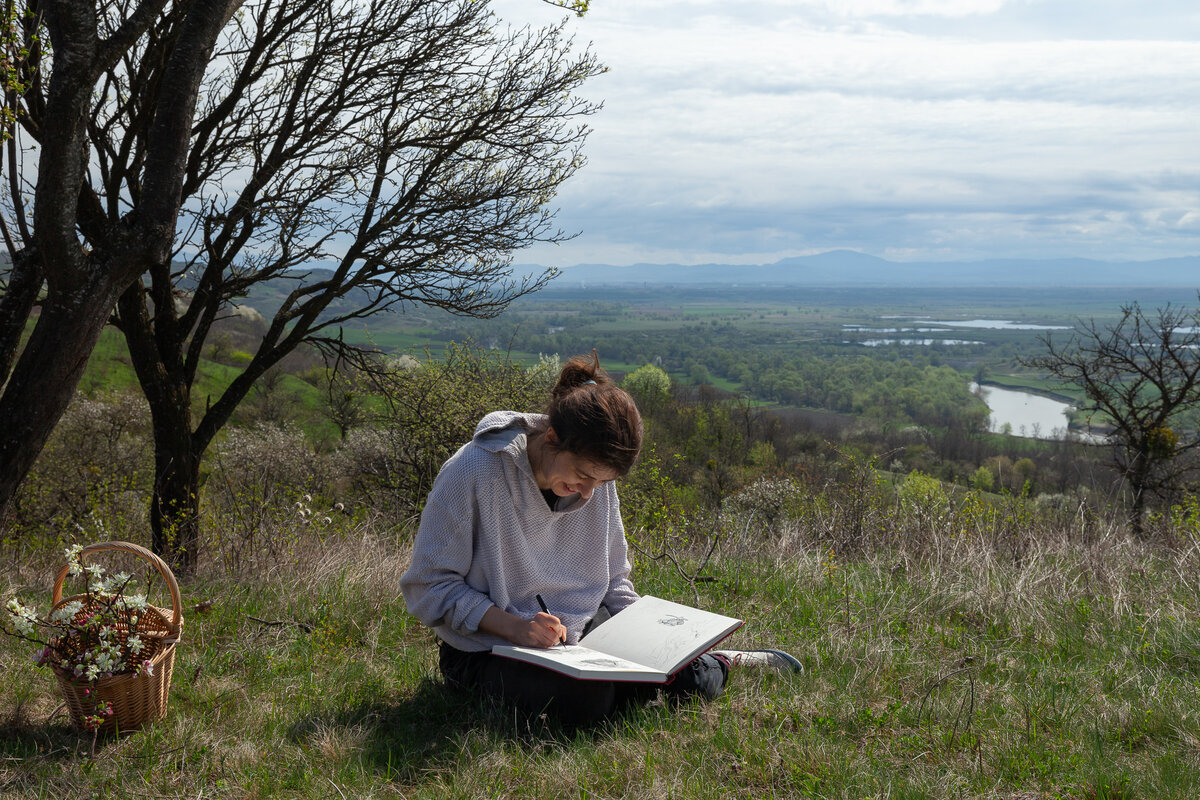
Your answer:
[798,0,1017,17]
[489,0,1200,265]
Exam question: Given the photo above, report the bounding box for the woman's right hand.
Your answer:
[480,607,566,648]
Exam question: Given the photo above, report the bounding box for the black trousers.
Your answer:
[439,641,729,727]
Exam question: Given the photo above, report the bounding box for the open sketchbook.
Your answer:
[492,595,743,682]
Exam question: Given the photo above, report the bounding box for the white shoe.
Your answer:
[711,649,803,673]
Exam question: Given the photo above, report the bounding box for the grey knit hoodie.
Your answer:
[400,411,640,652]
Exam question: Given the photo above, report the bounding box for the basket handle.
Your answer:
[52,541,183,636]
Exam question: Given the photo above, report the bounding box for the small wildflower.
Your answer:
[81,702,113,730]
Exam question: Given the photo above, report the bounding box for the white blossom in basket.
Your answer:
[119,594,148,611]
[65,544,84,577]
[0,544,167,685]
[85,567,106,594]
[50,600,84,623]
[94,572,132,598]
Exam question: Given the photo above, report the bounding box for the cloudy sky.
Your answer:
[489,0,1200,267]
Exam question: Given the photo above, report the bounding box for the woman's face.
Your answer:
[541,449,619,500]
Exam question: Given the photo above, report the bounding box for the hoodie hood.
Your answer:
[470,410,593,514]
[471,411,547,453]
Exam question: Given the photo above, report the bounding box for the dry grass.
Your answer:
[4,496,1200,798]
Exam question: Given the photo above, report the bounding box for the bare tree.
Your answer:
[0,0,242,548]
[1023,301,1200,536]
[0,0,602,572]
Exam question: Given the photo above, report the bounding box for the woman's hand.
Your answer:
[521,612,568,648]
[480,607,566,648]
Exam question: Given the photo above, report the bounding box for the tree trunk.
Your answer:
[149,408,201,575]
[0,277,121,518]
[1127,450,1150,539]
[117,281,204,574]
[0,254,42,385]
[1129,488,1146,539]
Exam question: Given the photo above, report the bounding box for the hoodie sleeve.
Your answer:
[400,463,495,635]
[601,488,640,614]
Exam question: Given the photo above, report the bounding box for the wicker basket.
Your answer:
[48,541,183,733]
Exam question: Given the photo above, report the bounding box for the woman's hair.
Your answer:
[545,352,643,476]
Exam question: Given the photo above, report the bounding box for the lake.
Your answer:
[845,318,1071,347]
[971,382,1102,441]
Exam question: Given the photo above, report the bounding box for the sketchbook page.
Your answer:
[491,644,668,682]
[578,595,743,675]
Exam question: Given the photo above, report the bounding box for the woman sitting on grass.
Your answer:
[400,353,799,727]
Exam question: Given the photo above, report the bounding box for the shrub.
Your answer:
[339,344,558,515]
[207,423,324,509]
[5,392,152,547]
[719,476,807,533]
[971,465,995,492]
[620,444,700,545]
[203,423,336,572]
[898,469,951,530]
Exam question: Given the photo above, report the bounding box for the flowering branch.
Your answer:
[1,545,157,683]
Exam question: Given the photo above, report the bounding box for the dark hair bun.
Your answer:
[550,352,611,400]
[546,352,641,475]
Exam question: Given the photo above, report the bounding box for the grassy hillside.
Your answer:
[4,514,1199,799]
[68,324,340,443]
[3,315,1195,797]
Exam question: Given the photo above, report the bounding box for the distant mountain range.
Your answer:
[528,251,1200,288]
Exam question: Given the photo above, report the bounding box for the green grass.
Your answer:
[76,329,141,395]
[706,375,744,393]
[337,326,445,352]
[984,371,1079,400]
[5,519,1200,799]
